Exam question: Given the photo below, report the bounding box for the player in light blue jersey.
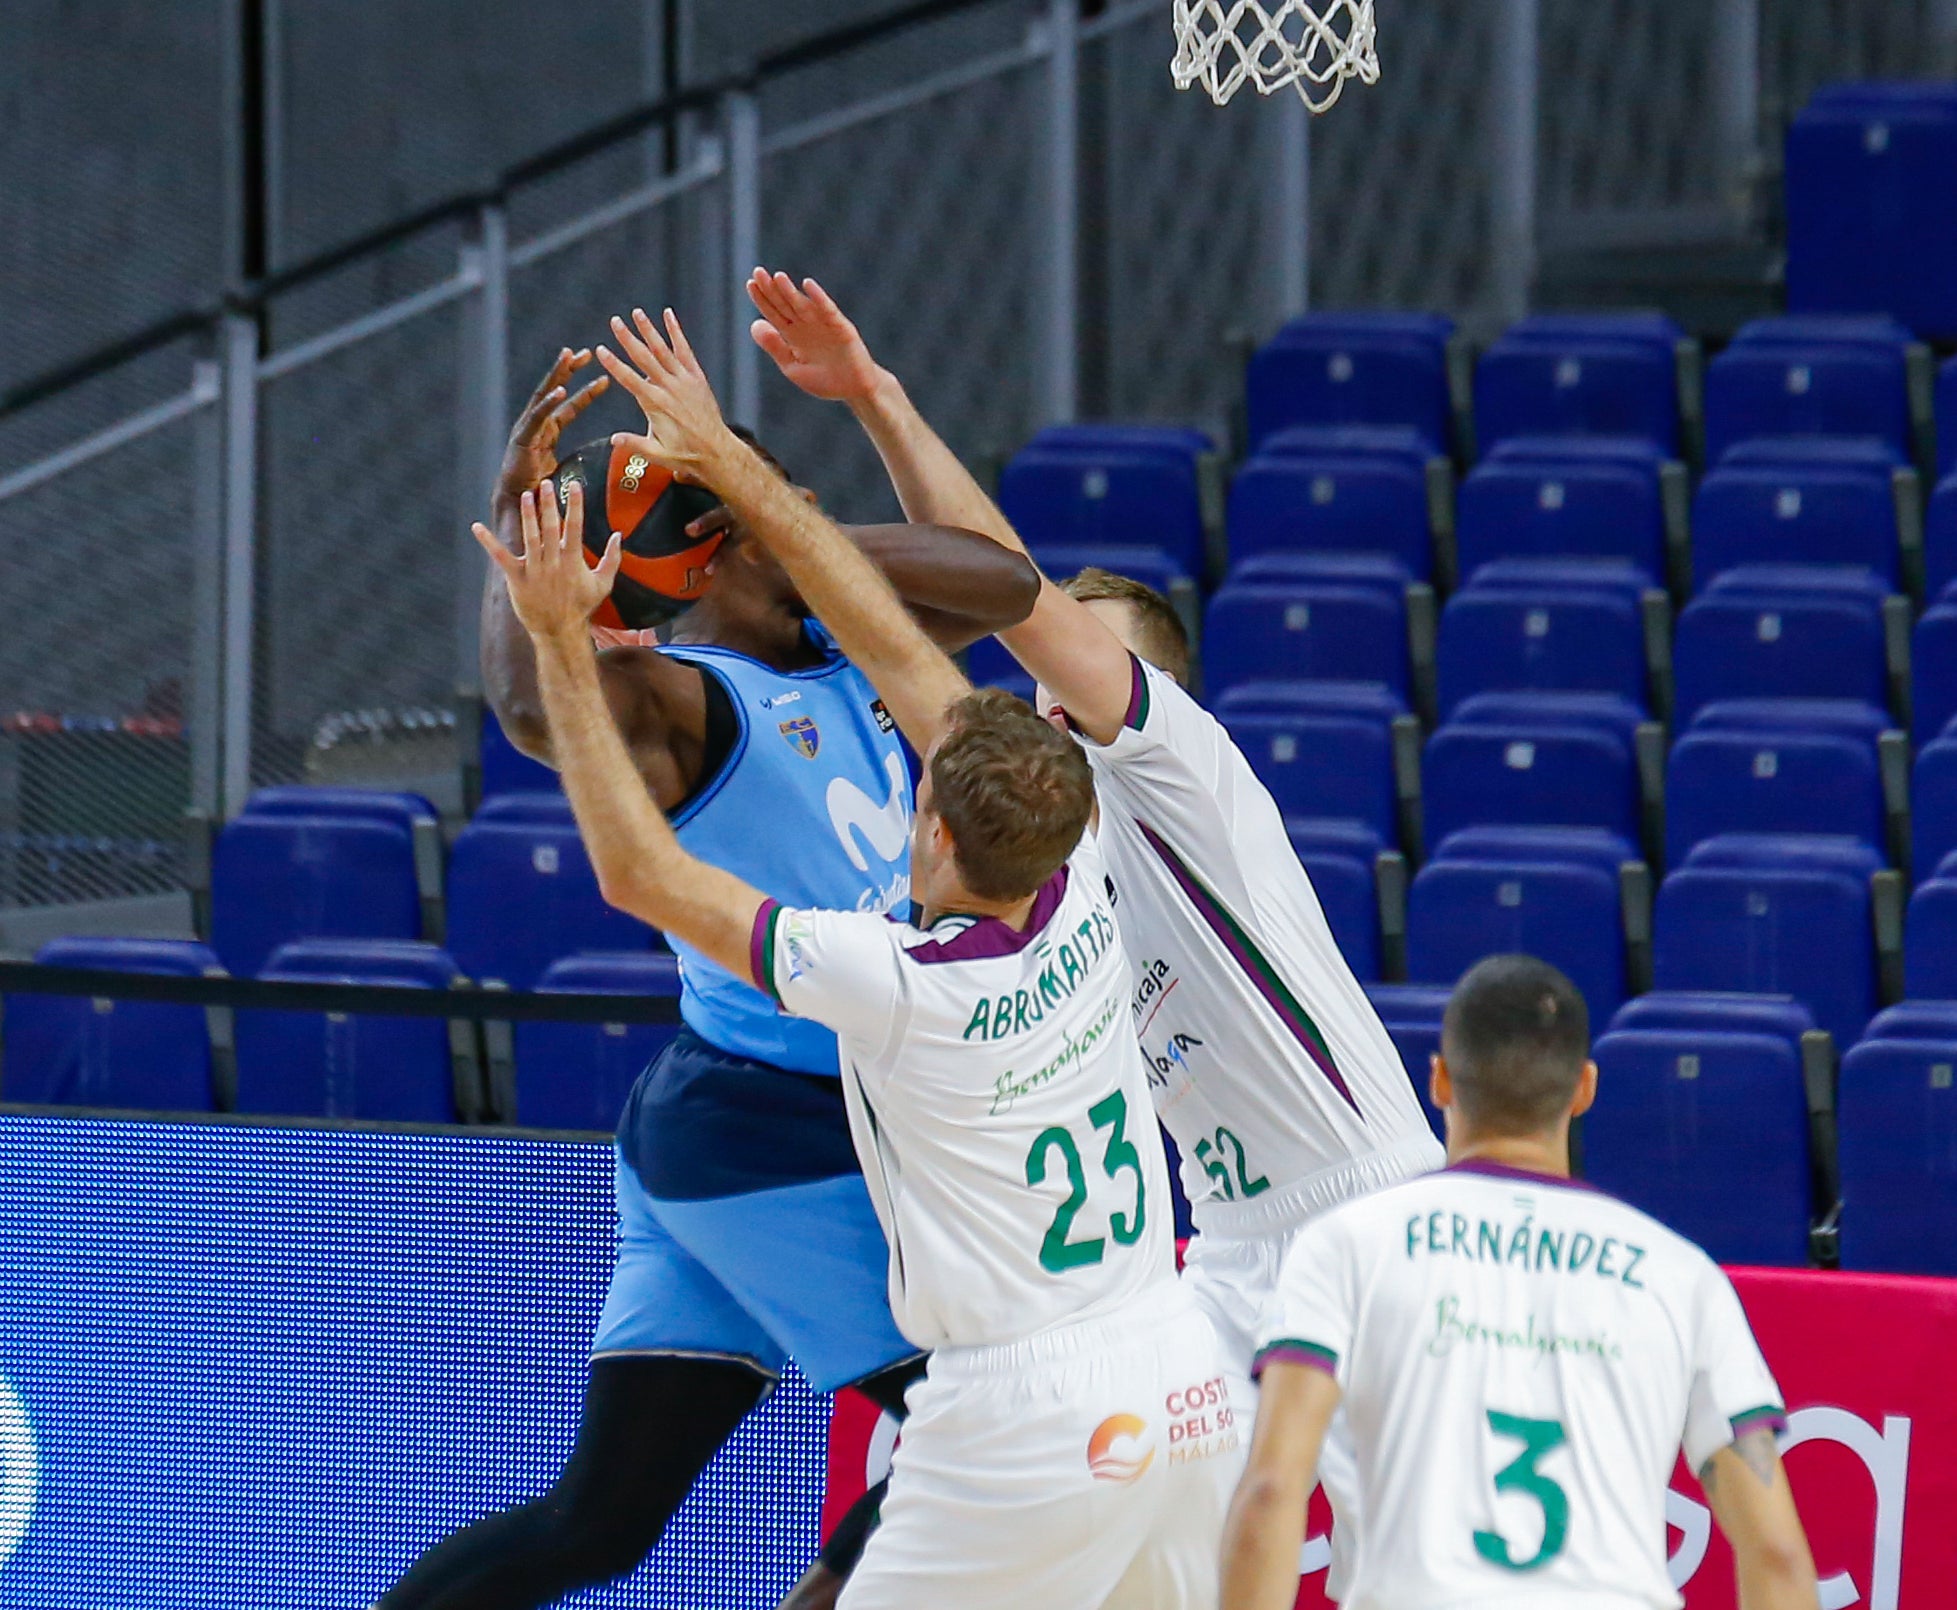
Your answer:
[377,349,1036,1610]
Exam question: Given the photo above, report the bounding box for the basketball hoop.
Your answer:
[1171,0,1379,113]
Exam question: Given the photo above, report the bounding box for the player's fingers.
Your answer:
[609,313,670,382]
[516,488,541,563]
[560,478,584,553]
[551,375,611,433]
[511,382,568,443]
[535,478,563,564]
[471,522,517,577]
[803,278,847,323]
[633,306,685,377]
[594,530,624,590]
[521,349,575,412]
[594,344,660,409]
[751,319,796,366]
[662,308,705,378]
[773,271,815,320]
[750,270,799,328]
[685,503,736,540]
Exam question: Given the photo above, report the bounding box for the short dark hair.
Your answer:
[930,688,1095,900]
[727,423,791,482]
[1062,568,1190,686]
[1441,955,1591,1135]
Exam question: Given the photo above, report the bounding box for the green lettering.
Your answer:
[962,998,990,1041]
[1428,1211,1447,1253]
[1012,991,1031,1036]
[1061,946,1083,988]
[1478,1220,1503,1262]
[1406,1216,1423,1258]
[1507,1224,1534,1267]
[1596,1238,1619,1279]
[1568,1232,1596,1274]
[1622,1244,1647,1289]
[1535,1229,1564,1271]
[992,996,1014,1040]
[1451,1214,1470,1257]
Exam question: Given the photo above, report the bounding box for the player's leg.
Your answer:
[1180,1230,1272,1420]
[375,1146,786,1609]
[774,1354,926,1610]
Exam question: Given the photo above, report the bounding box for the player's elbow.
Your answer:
[963,541,1042,631]
[1735,1529,1818,1595]
[594,862,660,925]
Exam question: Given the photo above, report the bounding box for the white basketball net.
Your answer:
[1171,0,1379,112]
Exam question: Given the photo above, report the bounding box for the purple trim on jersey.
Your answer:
[1253,1339,1340,1380]
[902,867,1072,966]
[1135,821,1361,1114]
[750,898,783,1000]
[1730,1405,1789,1440]
[1446,1158,1607,1194]
[1124,655,1150,730]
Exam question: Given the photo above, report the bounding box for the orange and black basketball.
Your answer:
[554,438,727,631]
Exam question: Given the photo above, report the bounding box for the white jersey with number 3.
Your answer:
[755,832,1176,1352]
[1081,658,1442,1225]
[1256,1161,1787,1610]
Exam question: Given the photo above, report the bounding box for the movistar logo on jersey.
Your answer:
[1406,1209,1648,1289]
[960,910,1118,1043]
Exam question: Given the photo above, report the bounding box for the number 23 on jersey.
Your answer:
[1024,1089,1149,1273]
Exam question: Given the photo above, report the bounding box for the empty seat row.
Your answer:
[1,936,681,1129]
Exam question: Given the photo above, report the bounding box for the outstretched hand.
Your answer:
[746,270,884,405]
[473,480,621,645]
[594,308,742,487]
[494,349,610,520]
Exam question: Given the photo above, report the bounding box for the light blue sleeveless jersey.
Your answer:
[664,625,913,1076]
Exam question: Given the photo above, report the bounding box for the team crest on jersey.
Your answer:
[779,715,821,758]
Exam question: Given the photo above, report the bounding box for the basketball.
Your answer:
[553,436,726,631]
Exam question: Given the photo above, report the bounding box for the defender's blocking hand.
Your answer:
[473,480,621,645]
[595,308,743,486]
[746,270,884,406]
[493,349,610,521]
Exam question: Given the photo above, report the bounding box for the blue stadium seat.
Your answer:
[1666,731,1885,865]
[1905,879,1957,1001]
[211,812,423,979]
[1718,433,1903,472]
[1692,463,1901,588]
[514,953,683,1131]
[481,708,560,800]
[1690,698,1892,744]
[1730,313,1916,353]
[1246,312,1456,454]
[1226,552,1412,598]
[1503,312,1684,355]
[1203,584,1406,698]
[242,785,437,831]
[1449,690,1647,752]
[1654,866,1876,1047]
[1362,986,1447,1139]
[1212,680,1405,722]
[1027,543,1191,602]
[1786,90,1957,340]
[1838,1039,1957,1275]
[1486,433,1672,471]
[1289,849,1378,981]
[1432,825,1637,881]
[1455,457,1664,582]
[1608,990,1816,1049]
[1684,832,1883,885]
[446,817,654,990]
[1913,739,1957,883]
[1027,423,1215,460]
[1285,817,1387,864]
[1925,473,1957,600]
[1222,712,1396,843]
[1407,859,1625,1022]
[1587,1029,1811,1266]
[1474,334,1679,457]
[1228,453,1432,578]
[2,938,223,1111]
[1913,601,1957,743]
[234,939,463,1122]
[1864,1001,1957,1041]
[1704,562,1892,605]
[1672,593,1887,725]
[1437,588,1646,715]
[998,446,1205,575]
[1457,557,1652,607]
[471,791,576,825]
[1255,424,1435,468]
[1941,358,1957,477]
[1365,982,1453,1021]
[1423,726,1637,849]
[1703,344,1912,465]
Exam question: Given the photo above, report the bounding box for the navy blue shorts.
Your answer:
[592,1027,914,1393]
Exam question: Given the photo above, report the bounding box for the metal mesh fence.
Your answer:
[1763,0,1949,134]
[1089,8,1273,433]
[1540,0,1725,233]
[757,43,1047,524]
[0,401,210,907]
[1307,0,1505,321]
[253,297,467,792]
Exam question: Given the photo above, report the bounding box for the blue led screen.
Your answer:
[0,1114,829,1608]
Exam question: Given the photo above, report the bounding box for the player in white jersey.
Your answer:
[740,271,1441,1423]
[480,305,1238,1609]
[1224,955,1820,1610]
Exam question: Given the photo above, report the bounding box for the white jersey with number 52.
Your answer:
[1256,1162,1786,1610]
[754,830,1175,1353]
[1079,658,1442,1226]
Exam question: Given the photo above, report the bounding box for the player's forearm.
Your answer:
[711,443,970,749]
[1218,1471,1309,1610]
[1734,1556,1822,1610]
[481,511,553,762]
[531,629,758,972]
[852,369,1028,555]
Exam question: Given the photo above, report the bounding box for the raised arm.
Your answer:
[1700,1431,1820,1610]
[473,481,765,978]
[747,269,1137,742]
[595,307,971,757]
[1219,1360,1340,1610]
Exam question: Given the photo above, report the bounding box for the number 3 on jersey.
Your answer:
[1474,1411,1570,1572]
[1024,1089,1148,1273]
